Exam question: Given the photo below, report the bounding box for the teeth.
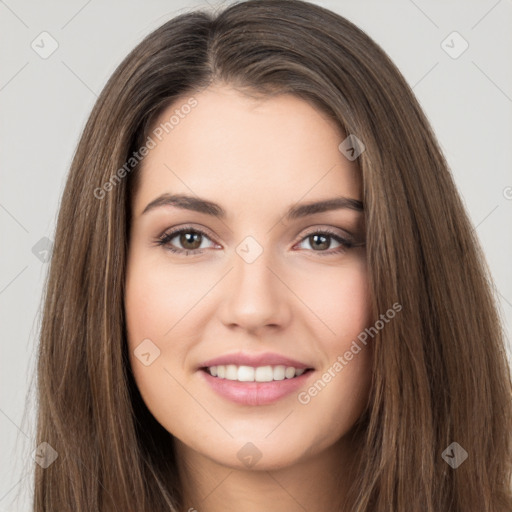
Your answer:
[273,365,285,381]
[206,364,308,382]
[238,365,255,382]
[225,364,238,380]
[284,366,295,379]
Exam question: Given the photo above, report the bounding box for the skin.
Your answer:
[124,83,373,512]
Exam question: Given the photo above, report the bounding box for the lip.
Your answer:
[200,368,314,406]
[198,351,312,370]
[197,352,315,406]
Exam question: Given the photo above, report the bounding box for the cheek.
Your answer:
[293,259,372,419]
[124,253,202,348]
[124,256,195,429]
[124,272,166,342]
[124,254,179,384]
[296,256,370,342]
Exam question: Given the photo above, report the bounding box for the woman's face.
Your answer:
[125,84,372,471]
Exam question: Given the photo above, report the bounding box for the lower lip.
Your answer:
[200,369,313,406]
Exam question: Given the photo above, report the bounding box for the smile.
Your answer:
[206,364,307,382]
[198,352,315,405]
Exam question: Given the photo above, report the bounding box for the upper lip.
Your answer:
[198,351,313,370]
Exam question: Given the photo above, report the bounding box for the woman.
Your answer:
[33,0,512,510]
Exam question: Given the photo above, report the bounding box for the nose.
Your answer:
[217,244,292,335]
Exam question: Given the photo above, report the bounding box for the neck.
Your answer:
[175,432,360,512]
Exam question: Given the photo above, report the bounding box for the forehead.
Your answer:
[133,85,361,215]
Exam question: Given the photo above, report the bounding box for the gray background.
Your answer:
[1,0,511,509]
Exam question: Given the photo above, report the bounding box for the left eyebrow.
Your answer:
[140,193,364,219]
[285,196,363,220]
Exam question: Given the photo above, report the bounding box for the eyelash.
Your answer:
[155,225,359,257]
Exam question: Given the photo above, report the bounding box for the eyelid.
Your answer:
[295,225,355,243]
[291,226,357,256]
[155,224,363,256]
[156,224,219,251]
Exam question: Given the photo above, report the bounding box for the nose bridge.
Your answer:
[219,235,291,331]
[234,238,273,293]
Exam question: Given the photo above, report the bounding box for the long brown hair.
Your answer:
[30,0,512,510]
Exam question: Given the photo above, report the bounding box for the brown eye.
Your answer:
[295,229,354,256]
[156,227,217,255]
[308,233,331,251]
[179,232,203,250]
